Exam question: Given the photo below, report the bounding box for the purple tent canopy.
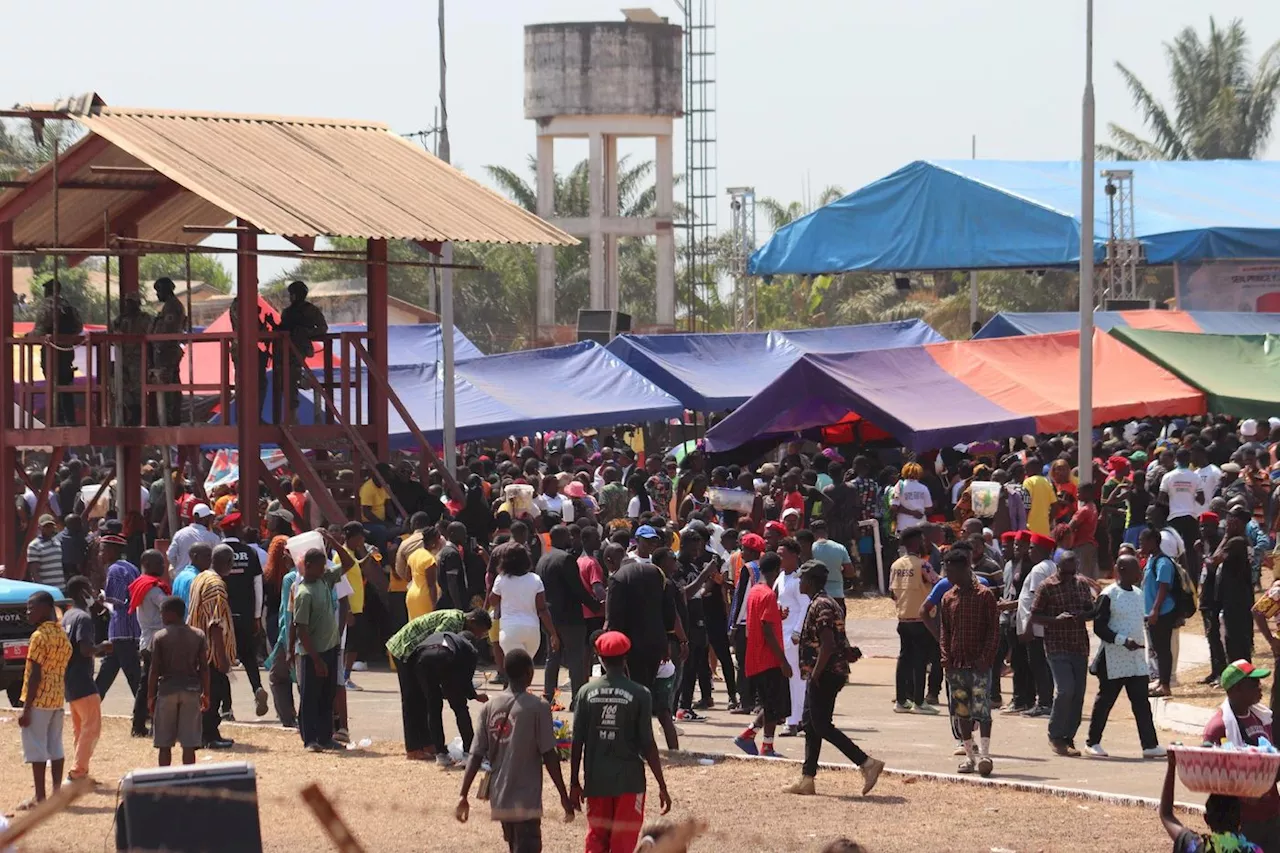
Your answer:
[704,349,1035,452]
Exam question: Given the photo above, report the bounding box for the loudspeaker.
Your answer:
[577,309,631,345]
[116,761,263,853]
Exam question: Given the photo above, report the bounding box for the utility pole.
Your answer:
[438,0,457,477]
[1078,0,1096,485]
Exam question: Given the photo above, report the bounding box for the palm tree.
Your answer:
[1100,17,1280,160]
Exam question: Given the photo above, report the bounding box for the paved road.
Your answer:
[99,621,1212,802]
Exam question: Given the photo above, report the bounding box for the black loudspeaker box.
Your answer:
[115,761,264,852]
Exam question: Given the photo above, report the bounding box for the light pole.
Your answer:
[438,0,457,476]
[1078,0,1096,485]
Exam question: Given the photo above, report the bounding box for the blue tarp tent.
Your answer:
[750,160,1280,275]
[973,310,1280,339]
[224,341,683,447]
[328,322,485,364]
[604,320,945,411]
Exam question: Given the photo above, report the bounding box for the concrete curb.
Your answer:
[664,747,1204,813]
[1151,697,1215,737]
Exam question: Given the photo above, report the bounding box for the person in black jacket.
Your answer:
[436,522,470,612]
[537,525,602,709]
[605,550,676,694]
[413,629,490,768]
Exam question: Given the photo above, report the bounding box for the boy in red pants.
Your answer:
[571,631,671,853]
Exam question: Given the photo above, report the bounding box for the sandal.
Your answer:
[13,796,39,812]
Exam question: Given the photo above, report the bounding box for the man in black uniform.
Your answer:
[29,278,84,425]
[219,513,268,718]
[272,280,328,414]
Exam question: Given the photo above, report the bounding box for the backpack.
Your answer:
[1166,554,1198,620]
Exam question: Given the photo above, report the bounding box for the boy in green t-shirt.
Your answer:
[571,631,671,853]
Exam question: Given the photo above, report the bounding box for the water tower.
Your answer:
[525,9,683,333]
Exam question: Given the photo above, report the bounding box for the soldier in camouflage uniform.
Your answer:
[272,281,328,415]
[29,278,84,425]
[111,292,152,425]
[148,277,187,426]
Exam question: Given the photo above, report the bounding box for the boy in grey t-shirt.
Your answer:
[457,648,574,853]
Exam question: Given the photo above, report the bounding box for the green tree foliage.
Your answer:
[137,254,232,293]
[1100,17,1280,160]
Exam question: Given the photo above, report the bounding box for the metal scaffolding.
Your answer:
[726,186,756,329]
[681,0,717,330]
[1102,168,1144,303]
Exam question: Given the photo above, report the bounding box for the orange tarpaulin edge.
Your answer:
[924,330,1206,433]
[1118,309,1202,332]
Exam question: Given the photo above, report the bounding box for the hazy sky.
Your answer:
[9,0,1280,279]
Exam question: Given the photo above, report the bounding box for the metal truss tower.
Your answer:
[1101,169,1143,302]
[726,186,756,329]
[680,0,717,330]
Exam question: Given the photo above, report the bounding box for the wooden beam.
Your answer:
[0,134,111,224]
[0,180,164,191]
[64,181,183,267]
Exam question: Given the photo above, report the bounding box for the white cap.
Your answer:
[1269,417,1280,430]
[781,506,802,520]
[192,503,214,519]
[1241,418,1259,437]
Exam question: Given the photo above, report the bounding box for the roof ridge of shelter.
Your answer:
[24,101,390,131]
[921,159,1081,221]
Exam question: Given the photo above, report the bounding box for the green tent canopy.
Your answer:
[1108,327,1280,419]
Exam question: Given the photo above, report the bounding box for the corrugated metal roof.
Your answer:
[1,104,575,248]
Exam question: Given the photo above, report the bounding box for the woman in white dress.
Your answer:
[490,541,559,658]
[1084,552,1166,758]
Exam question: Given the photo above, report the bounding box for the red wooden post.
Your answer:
[0,220,17,576]
[237,222,261,531]
[117,224,142,516]
[366,239,389,461]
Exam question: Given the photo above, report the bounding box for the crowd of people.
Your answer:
[9,412,1280,851]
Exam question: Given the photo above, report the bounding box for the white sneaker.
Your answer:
[1084,743,1108,758]
[953,743,967,756]
[913,702,940,716]
[352,661,368,672]
[1142,745,1168,759]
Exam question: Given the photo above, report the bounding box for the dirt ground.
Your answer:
[1,717,1188,853]
[841,594,896,620]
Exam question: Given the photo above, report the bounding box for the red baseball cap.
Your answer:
[594,631,632,658]
[764,520,788,537]
[1029,532,1056,551]
[740,533,766,553]
[220,512,242,529]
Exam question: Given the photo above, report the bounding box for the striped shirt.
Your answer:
[26,534,64,589]
[187,569,237,668]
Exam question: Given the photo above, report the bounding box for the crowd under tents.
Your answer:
[704,331,1207,453]
[224,340,684,448]
[749,159,1280,276]
[973,310,1280,340]
[1108,327,1280,421]
[604,319,945,411]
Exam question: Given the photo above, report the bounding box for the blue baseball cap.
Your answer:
[635,524,661,540]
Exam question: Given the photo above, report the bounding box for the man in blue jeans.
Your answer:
[1029,550,1096,756]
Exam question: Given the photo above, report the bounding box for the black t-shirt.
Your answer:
[436,543,467,610]
[675,558,708,642]
[391,479,429,521]
[222,539,262,618]
[664,574,689,645]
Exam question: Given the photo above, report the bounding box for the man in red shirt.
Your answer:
[577,527,607,636]
[733,552,791,758]
[1069,482,1101,580]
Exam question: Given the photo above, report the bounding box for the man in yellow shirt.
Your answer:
[19,590,72,806]
[1022,455,1056,537]
[340,521,384,692]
